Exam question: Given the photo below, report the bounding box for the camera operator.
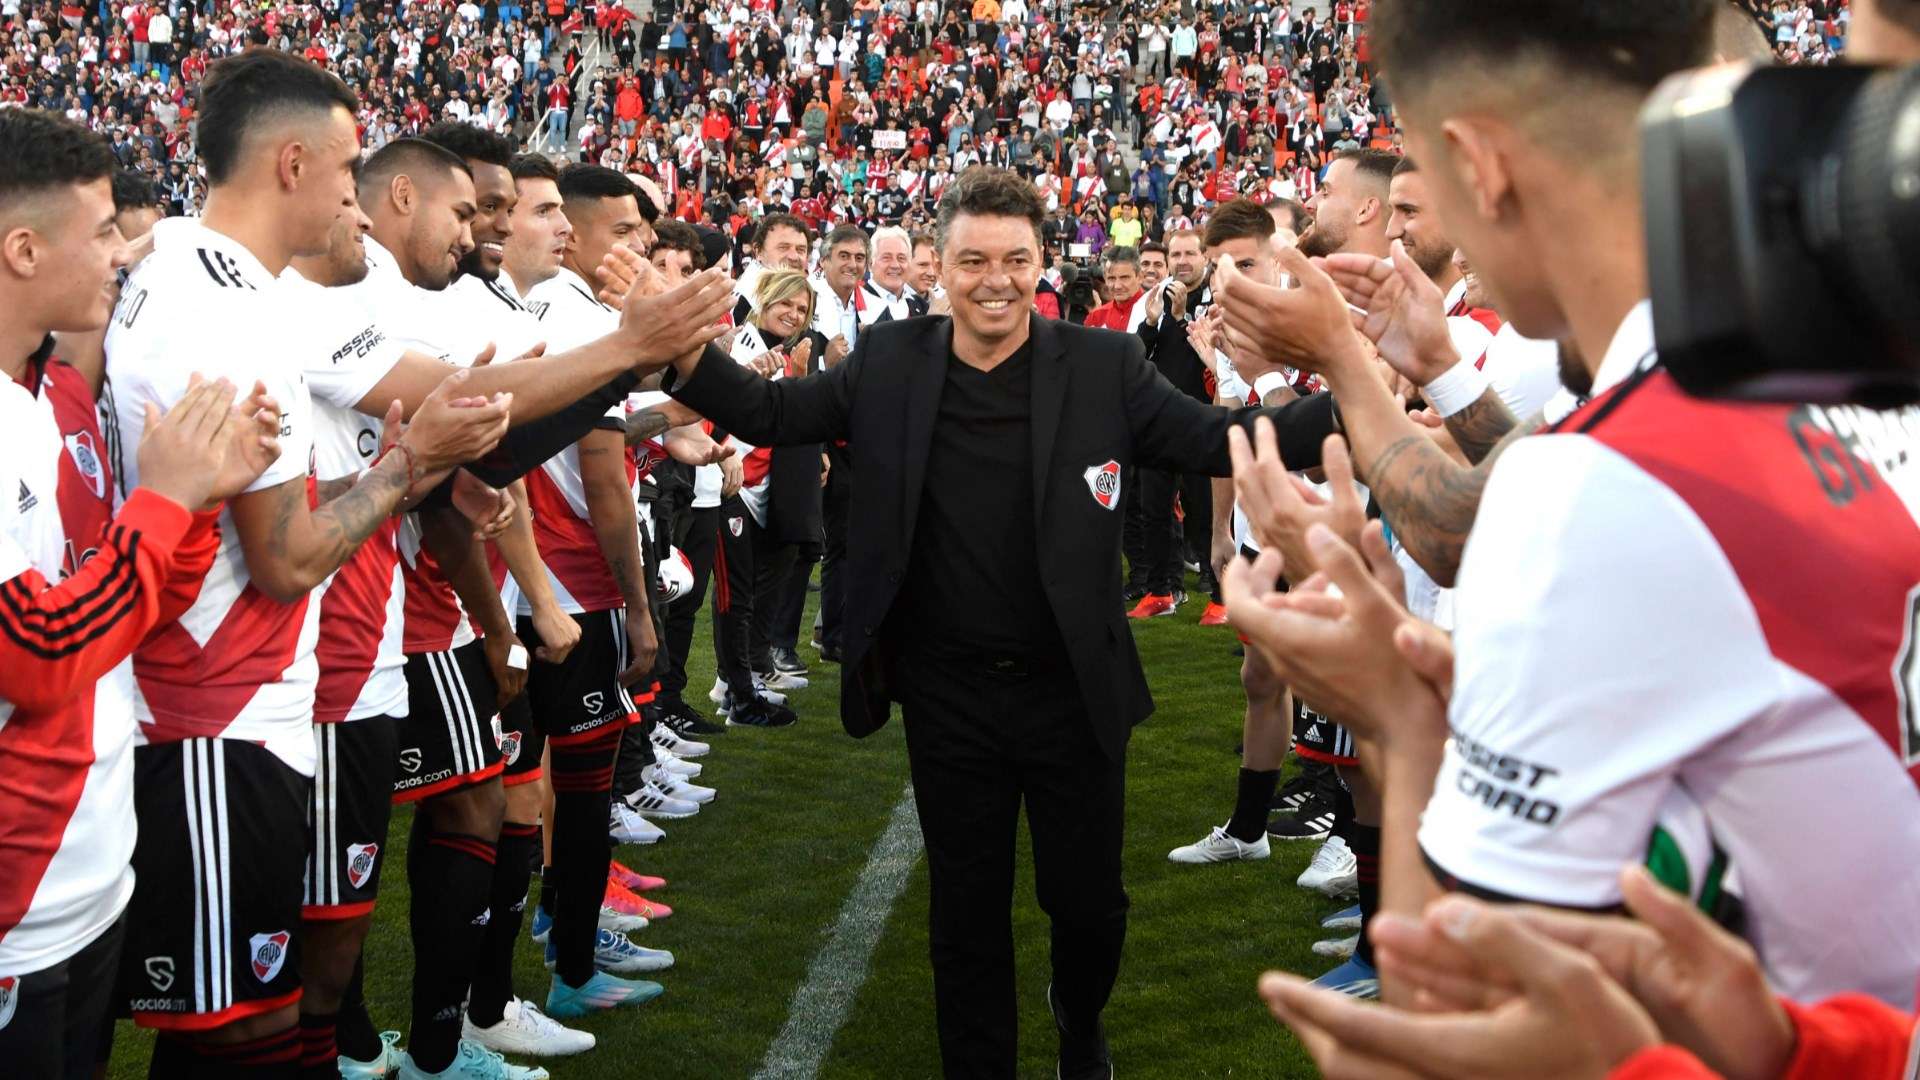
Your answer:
[1214,0,1920,1021]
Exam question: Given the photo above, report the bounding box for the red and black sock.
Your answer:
[149,1027,299,1079]
[297,1011,337,1080]
[468,820,542,1028]
[550,732,621,989]
[1350,823,1382,969]
[1226,767,1281,843]
[406,815,496,1073]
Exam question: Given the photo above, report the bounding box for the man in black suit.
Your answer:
[661,167,1337,1078]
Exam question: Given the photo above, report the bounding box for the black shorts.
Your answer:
[1294,699,1358,767]
[395,640,504,803]
[303,717,400,920]
[0,915,123,1079]
[518,609,640,748]
[121,738,308,1031]
[498,693,546,787]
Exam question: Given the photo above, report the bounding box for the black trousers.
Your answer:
[662,500,717,704]
[894,652,1129,1078]
[1140,467,1217,598]
[768,538,821,652]
[1,914,122,1079]
[1121,467,1150,591]
[713,497,787,701]
[818,446,853,651]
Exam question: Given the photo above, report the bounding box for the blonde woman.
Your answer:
[708,268,824,727]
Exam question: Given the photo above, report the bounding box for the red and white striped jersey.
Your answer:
[0,355,214,974]
[1428,302,1920,1008]
[103,218,322,772]
[281,266,410,724]
[523,265,633,614]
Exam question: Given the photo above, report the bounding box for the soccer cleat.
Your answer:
[1308,956,1381,999]
[1272,767,1325,811]
[1320,904,1362,930]
[1167,824,1271,864]
[1312,934,1359,959]
[396,1040,549,1079]
[726,696,799,728]
[1266,797,1335,841]
[1298,835,1359,897]
[545,927,674,974]
[659,700,726,737]
[340,1030,405,1079]
[626,782,700,819]
[651,748,703,778]
[462,998,596,1058]
[770,646,809,675]
[1198,601,1230,626]
[1126,592,1178,619]
[605,879,673,920]
[609,801,666,844]
[641,764,715,804]
[649,724,710,758]
[711,676,786,709]
[530,900,648,941]
[544,970,665,1020]
[608,860,666,893]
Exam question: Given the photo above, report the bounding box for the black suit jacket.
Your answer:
[667,313,1336,760]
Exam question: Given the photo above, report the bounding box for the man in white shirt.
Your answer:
[858,225,913,326]
[1217,0,1920,1012]
[810,223,867,361]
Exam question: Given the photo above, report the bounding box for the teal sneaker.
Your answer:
[545,970,665,1019]
[339,1031,404,1079]
[396,1039,550,1079]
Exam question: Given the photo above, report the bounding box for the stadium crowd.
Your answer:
[4,0,1920,1078]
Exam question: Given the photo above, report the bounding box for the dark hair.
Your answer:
[420,121,517,168]
[1391,156,1420,177]
[197,49,358,185]
[1139,240,1168,259]
[824,222,870,256]
[1335,148,1401,193]
[753,211,812,249]
[909,229,937,253]
[934,165,1044,251]
[557,163,638,203]
[111,170,161,212]
[1370,0,1715,101]
[1102,245,1139,269]
[651,218,705,269]
[1267,197,1313,235]
[1203,197,1277,250]
[359,137,470,197]
[694,224,732,274]
[0,110,118,209]
[509,154,561,184]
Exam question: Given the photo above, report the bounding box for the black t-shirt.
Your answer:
[891,342,1069,665]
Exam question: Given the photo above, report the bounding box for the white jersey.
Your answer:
[1479,323,1565,421]
[281,265,410,723]
[1424,301,1920,1007]
[103,217,321,773]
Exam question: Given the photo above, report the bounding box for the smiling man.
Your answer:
[657,166,1340,1079]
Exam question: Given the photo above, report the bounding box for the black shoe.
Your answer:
[1047,983,1112,1080]
[818,643,844,664]
[660,699,726,737]
[771,646,808,676]
[1272,769,1323,812]
[725,697,799,728]
[1123,585,1148,605]
[1267,787,1336,841]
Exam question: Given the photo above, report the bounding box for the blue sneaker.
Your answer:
[339,1031,403,1079]
[529,906,551,944]
[1321,904,1362,930]
[544,927,675,974]
[396,1039,550,1079]
[530,901,646,942]
[1309,956,1380,999]
[545,970,665,1020]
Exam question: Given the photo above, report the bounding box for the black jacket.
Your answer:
[666,313,1335,759]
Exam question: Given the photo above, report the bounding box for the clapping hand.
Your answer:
[208,378,284,506]
[451,471,515,541]
[1212,249,1369,379]
[397,369,513,474]
[1230,426,1367,588]
[137,375,241,511]
[1322,240,1461,387]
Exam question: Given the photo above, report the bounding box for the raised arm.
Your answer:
[1118,329,1338,477]
[663,337,858,449]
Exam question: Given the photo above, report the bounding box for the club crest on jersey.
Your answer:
[346,843,379,889]
[727,516,745,537]
[498,729,522,765]
[249,931,290,983]
[1083,460,1121,510]
[64,431,105,499]
[0,975,16,1030]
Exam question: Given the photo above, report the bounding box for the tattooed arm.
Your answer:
[228,455,413,603]
[623,408,673,448]
[1357,411,1544,587]
[1441,387,1523,466]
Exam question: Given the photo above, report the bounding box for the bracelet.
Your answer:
[1423,357,1493,418]
[378,440,421,492]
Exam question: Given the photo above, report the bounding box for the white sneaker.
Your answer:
[1167,824,1270,864]
[708,676,729,706]
[1297,834,1358,896]
[398,1040,550,1079]
[1311,934,1358,959]
[758,668,809,690]
[609,801,665,844]
[649,725,709,759]
[642,764,715,804]
[599,906,648,934]
[652,748,702,778]
[625,782,699,820]
[747,677,788,706]
[710,676,786,707]
[463,998,595,1058]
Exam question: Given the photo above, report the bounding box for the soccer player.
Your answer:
[0,107,276,1080]
[101,52,513,1077]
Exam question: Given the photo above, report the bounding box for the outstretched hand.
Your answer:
[1322,240,1460,387]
